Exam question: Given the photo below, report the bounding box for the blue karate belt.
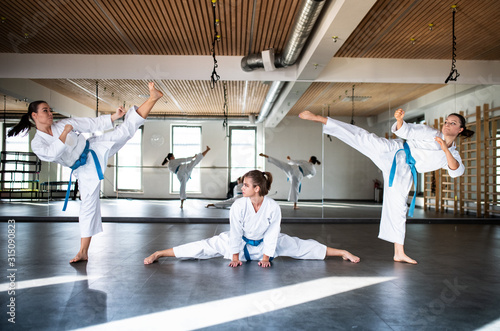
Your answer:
[242,236,273,262]
[298,166,304,193]
[175,165,180,174]
[63,140,104,211]
[288,166,304,193]
[389,142,418,217]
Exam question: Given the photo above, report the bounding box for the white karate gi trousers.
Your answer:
[173,232,327,261]
[267,157,303,203]
[323,118,413,245]
[78,107,145,237]
[176,153,204,200]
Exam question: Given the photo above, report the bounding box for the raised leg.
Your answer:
[136,82,163,119]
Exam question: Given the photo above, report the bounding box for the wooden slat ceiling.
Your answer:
[288,82,445,117]
[336,0,500,60]
[1,0,499,118]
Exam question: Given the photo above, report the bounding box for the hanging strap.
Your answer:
[63,141,104,211]
[389,142,418,217]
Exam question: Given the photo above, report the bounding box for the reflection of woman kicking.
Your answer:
[162,146,210,208]
[145,170,359,266]
[300,109,474,264]
[259,153,320,209]
[8,82,163,263]
[206,177,243,209]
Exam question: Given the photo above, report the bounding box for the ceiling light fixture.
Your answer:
[428,23,434,31]
[410,38,416,45]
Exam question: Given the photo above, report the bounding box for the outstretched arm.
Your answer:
[299,110,327,125]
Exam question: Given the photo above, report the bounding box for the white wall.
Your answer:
[102,118,264,200]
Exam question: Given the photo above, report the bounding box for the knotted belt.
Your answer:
[389,142,417,217]
[242,236,273,262]
[63,141,104,211]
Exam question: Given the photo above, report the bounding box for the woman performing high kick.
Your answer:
[8,82,163,263]
[161,146,210,208]
[259,153,320,209]
[299,109,473,264]
[144,170,359,266]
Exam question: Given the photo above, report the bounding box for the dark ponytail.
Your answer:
[449,113,475,138]
[7,100,46,137]
[161,153,174,165]
[243,170,273,196]
[310,156,321,165]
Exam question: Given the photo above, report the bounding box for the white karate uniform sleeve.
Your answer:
[288,159,316,178]
[261,198,281,257]
[31,115,113,166]
[392,121,465,178]
[61,115,113,134]
[229,199,246,255]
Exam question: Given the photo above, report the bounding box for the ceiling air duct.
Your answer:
[245,0,326,123]
[241,0,326,72]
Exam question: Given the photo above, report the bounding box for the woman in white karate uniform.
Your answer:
[161,146,210,208]
[144,170,359,267]
[299,109,474,264]
[206,176,243,209]
[8,82,163,263]
[259,153,320,209]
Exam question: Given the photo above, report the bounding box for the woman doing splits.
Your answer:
[206,176,243,209]
[162,146,210,208]
[8,82,163,263]
[299,109,474,264]
[144,170,359,267]
[259,153,320,209]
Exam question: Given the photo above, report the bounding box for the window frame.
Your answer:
[228,126,257,183]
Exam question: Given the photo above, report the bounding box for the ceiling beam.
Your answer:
[318,58,500,84]
[295,0,378,81]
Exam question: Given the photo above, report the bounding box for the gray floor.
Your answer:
[1,199,499,330]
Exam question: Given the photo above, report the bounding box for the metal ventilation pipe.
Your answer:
[241,0,326,72]
[255,81,286,123]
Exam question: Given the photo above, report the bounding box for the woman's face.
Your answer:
[31,103,53,127]
[442,115,464,137]
[242,177,259,197]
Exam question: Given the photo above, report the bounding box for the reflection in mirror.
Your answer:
[261,115,323,219]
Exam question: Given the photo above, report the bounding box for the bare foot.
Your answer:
[394,254,418,264]
[206,204,215,208]
[148,82,163,101]
[180,199,185,209]
[70,252,88,263]
[342,250,360,263]
[144,252,160,265]
[293,206,300,210]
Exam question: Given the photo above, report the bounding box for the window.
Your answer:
[171,126,202,193]
[115,128,143,191]
[229,127,256,182]
[4,127,30,189]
